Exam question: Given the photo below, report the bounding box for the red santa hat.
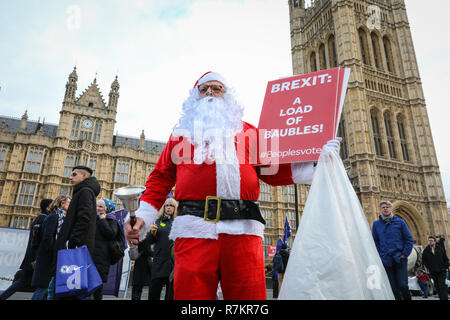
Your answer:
[193,71,228,89]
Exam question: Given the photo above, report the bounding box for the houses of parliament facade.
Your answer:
[0,0,448,258]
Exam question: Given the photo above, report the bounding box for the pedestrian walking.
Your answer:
[45,196,71,300]
[31,195,71,300]
[51,165,100,300]
[129,241,153,300]
[372,200,414,300]
[422,235,449,300]
[0,198,52,300]
[91,198,120,300]
[144,198,177,300]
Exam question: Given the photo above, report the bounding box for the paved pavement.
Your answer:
[1,288,441,300]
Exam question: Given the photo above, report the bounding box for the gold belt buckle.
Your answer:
[204,196,221,223]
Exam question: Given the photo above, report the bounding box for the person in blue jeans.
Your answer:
[372,200,414,300]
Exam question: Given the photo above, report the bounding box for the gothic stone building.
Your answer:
[288,0,449,249]
[0,67,301,263]
[0,68,165,229]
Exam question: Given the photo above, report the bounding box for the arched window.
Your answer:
[71,117,81,139]
[397,115,410,161]
[383,36,395,73]
[319,43,327,70]
[370,109,383,156]
[358,28,370,65]
[384,111,397,159]
[328,34,338,67]
[310,51,317,72]
[371,32,382,69]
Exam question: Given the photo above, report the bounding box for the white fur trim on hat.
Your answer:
[194,71,228,88]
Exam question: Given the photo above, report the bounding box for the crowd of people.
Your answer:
[0,165,176,300]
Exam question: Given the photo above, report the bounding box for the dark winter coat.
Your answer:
[372,215,414,267]
[280,249,290,273]
[92,216,120,283]
[422,245,450,274]
[52,177,100,273]
[20,212,48,272]
[144,215,174,280]
[31,211,59,288]
[132,240,153,286]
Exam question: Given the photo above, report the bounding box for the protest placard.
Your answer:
[258,67,350,164]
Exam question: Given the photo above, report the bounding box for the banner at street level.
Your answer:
[0,227,29,291]
[258,67,350,164]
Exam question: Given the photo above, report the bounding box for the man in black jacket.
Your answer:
[56,166,100,255]
[0,198,52,300]
[50,166,100,299]
[422,235,449,300]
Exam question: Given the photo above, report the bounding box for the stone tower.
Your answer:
[288,0,449,248]
[57,68,118,145]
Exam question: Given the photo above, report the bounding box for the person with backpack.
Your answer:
[0,198,52,300]
[91,198,120,300]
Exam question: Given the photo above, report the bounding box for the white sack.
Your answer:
[278,148,394,300]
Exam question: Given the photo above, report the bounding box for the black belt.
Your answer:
[177,197,265,225]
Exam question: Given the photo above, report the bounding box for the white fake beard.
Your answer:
[173,89,244,165]
[172,89,244,199]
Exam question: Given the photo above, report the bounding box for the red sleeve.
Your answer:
[140,135,178,211]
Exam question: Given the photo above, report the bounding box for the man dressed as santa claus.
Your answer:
[124,71,341,300]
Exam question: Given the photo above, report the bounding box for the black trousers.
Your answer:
[150,277,172,300]
[430,271,449,300]
[131,285,150,300]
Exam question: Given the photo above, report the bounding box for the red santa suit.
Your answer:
[134,120,314,299]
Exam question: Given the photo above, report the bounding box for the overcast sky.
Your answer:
[0,0,449,203]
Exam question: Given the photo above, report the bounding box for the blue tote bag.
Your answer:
[55,245,103,299]
[76,248,103,299]
[55,246,89,298]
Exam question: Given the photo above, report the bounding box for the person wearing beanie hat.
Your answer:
[91,198,120,300]
[124,71,342,300]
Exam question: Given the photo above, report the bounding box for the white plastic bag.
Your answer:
[278,147,394,300]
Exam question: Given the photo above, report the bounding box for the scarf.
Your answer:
[380,213,394,224]
[56,208,67,239]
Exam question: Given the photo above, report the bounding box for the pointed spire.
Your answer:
[108,75,120,109]
[69,66,78,81]
[111,75,119,90]
[20,109,28,132]
[65,67,78,102]
[139,130,145,150]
